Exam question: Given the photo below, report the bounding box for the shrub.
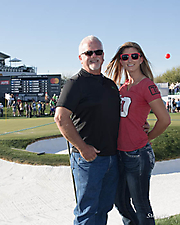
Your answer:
[152,127,180,161]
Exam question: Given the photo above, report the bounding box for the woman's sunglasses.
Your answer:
[81,50,103,56]
[120,53,141,61]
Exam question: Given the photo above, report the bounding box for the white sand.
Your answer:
[0,138,179,224]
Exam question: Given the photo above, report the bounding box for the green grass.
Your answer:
[0,143,69,166]
[0,116,68,165]
[148,112,180,127]
[148,113,180,161]
[0,113,180,164]
[0,117,60,139]
[156,214,180,224]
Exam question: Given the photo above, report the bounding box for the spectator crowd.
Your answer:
[1,93,59,118]
[166,98,180,113]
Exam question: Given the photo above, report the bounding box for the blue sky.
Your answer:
[1,0,180,79]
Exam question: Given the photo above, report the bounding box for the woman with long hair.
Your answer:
[106,42,171,225]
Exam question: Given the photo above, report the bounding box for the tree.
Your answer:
[154,75,166,83]
[61,72,74,88]
[61,75,68,89]
[155,66,180,84]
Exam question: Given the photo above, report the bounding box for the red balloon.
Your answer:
[165,53,170,59]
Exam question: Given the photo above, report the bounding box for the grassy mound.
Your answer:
[152,126,180,161]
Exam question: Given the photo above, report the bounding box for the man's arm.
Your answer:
[54,107,100,161]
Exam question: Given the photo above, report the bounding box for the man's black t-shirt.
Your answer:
[56,69,120,156]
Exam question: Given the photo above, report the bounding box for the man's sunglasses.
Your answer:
[120,53,141,61]
[81,50,103,56]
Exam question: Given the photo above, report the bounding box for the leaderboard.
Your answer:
[11,76,48,93]
[10,74,61,97]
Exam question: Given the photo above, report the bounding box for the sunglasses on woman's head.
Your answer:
[81,50,103,56]
[120,53,141,61]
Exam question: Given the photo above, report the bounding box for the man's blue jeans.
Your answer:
[70,152,119,225]
[115,143,155,225]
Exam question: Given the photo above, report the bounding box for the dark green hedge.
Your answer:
[152,127,180,161]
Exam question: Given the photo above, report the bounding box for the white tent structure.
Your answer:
[9,57,22,67]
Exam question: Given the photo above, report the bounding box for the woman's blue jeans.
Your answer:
[70,152,119,225]
[115,143,155,225]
